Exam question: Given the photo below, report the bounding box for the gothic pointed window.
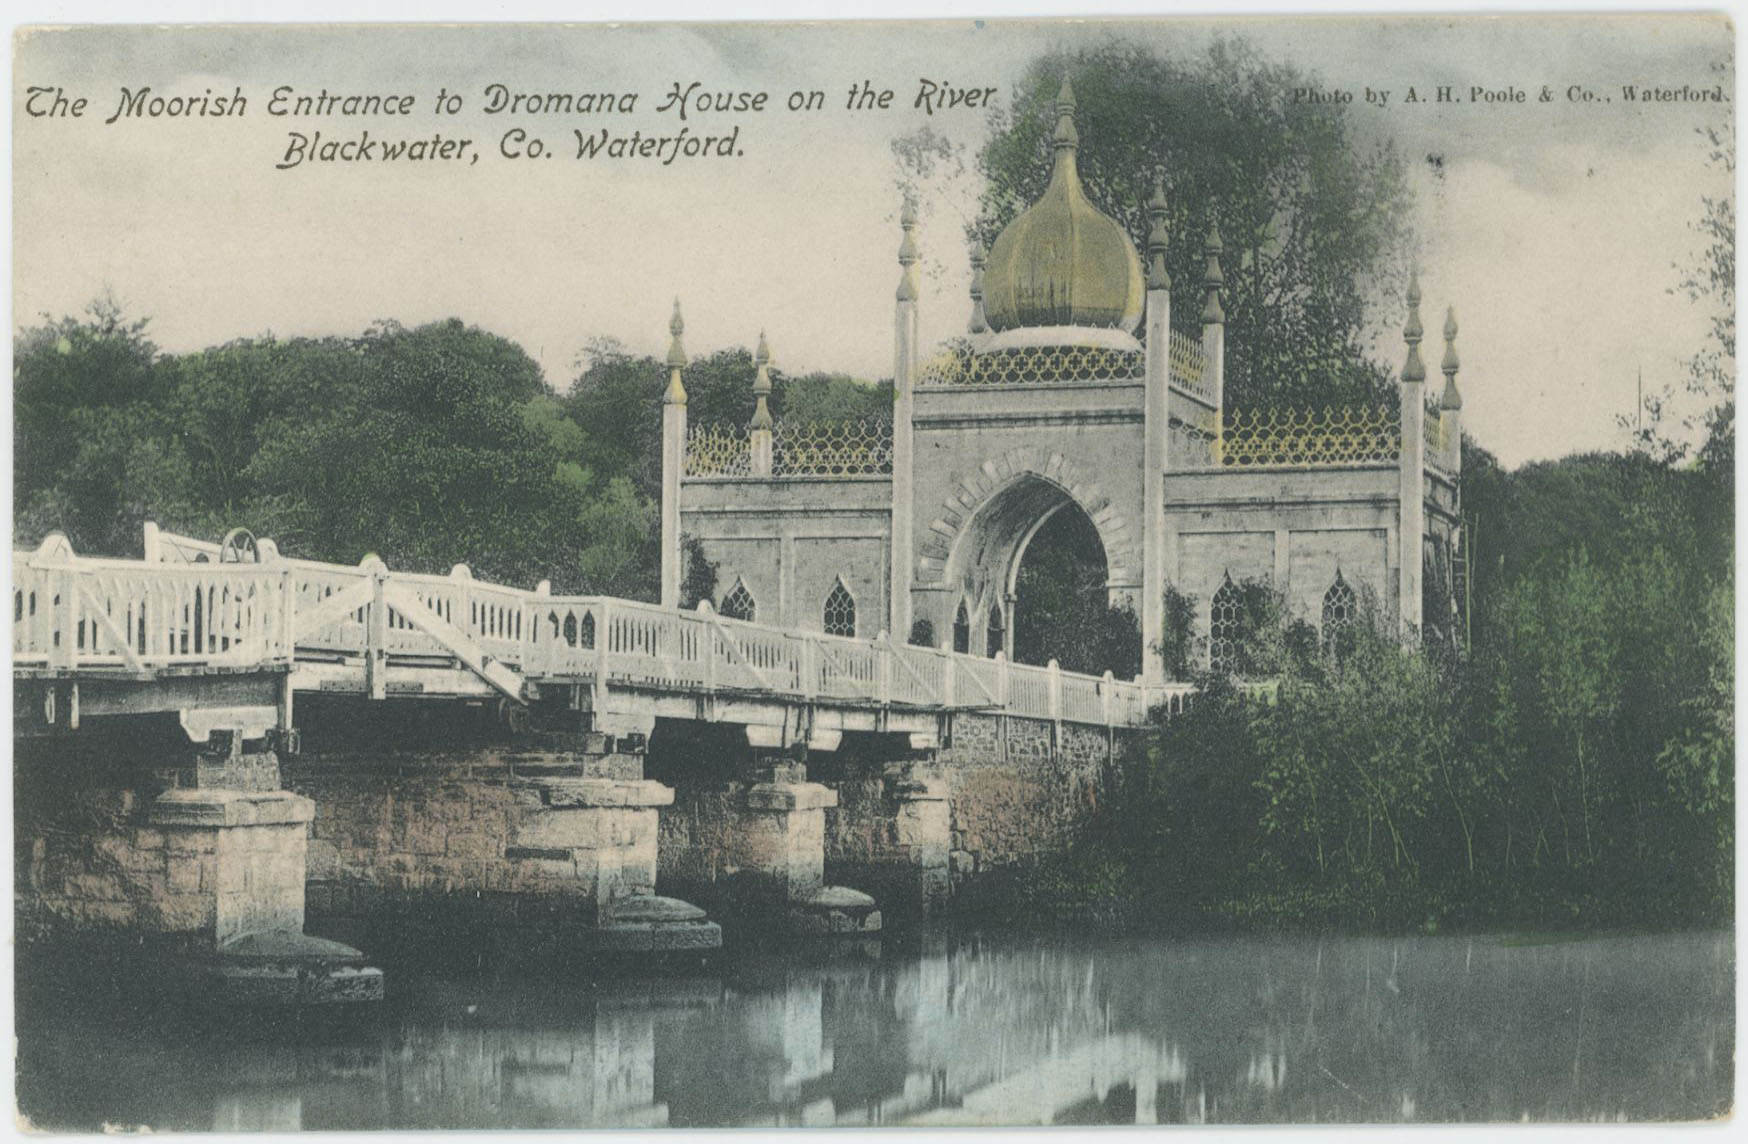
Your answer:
[953,600,971,654]
[986,602,1006,658]
[1209,574,1242,675]
[1322,571,1358,652]
[823,578,856,637]
[719,578,756,623]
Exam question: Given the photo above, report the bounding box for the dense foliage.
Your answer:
[1070,446,1732,934]
[12,306,887,600]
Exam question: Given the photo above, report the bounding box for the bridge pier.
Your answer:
[15,725,382,1007]
[721,759,882,936]
[878,760,953,913]
[503,738,722,954]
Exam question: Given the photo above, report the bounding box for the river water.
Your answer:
[14,929,1733,1129]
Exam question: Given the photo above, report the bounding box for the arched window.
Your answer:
[952,600,971,654]
[986,602,1005,658]
[1209,574,1242,675]
[1322,571,1358,651]
[719,578,756,623]
[823,578,856,637]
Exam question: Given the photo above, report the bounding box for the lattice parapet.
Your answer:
[772,417,893,477]
[1174,404,1402,469]
[684,422,753,477]
[1167,330,1212,400]
[917,343,1144,386]
[1424,409,1448,455]
[685,418,893,479]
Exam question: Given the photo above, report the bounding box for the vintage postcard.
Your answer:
[10,12,1735,1131]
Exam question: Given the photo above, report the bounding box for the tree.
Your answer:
[901,38,1413,408]
[12,297,191,554]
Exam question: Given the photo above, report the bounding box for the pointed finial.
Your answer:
[1201,221,1225,325]
[750,331,774,429]
[1146,184,1171,291]
[667,298,687,367]
[896,196,920,303]
[1401,273,1425,384]
[1051,75,1078,151]
[664,299,688,404]
[1439,306,1463,409]
[968,240,989,334]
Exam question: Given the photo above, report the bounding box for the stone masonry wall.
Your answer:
[935,714,1116,886]
[285,748,648,929]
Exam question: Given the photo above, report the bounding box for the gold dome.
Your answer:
[981,79,1144,334]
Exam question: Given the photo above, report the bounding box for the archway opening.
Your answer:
[943,472,1141,678]
[1011,502,1135,675]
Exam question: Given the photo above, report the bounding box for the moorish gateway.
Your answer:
[669,80,1466,685]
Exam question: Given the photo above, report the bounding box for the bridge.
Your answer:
[13,523,1190,744]
[12,523,1195,1006]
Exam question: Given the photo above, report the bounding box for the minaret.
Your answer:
[1439,306,1463,475]
[750,331,774,476]
[1201,221,1226,412]
[1141,183,1170,686]
[660,299,688,609]
[1397,274,1426,637]
[967,240,989,338]
[888,197,920,639]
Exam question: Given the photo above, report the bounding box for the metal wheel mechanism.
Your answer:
[218,527,260,564]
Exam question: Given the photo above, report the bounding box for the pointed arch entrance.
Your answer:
[936,471,1133,673]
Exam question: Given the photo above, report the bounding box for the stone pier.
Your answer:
[14,726,381,1006]
[660,756,881,936]
[502,740,722,953]
[283,713,721,957]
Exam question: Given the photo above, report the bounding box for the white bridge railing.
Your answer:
[13,527,1193,729]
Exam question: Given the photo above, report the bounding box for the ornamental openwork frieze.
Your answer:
[683,421,753,477]
[1166,330,1213,399]
[917,342,1145,386]
[685,418,893,478]
[1175,403,1403,469]
[771,417,893,476]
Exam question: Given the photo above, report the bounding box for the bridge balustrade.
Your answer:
[14,528,1198,730]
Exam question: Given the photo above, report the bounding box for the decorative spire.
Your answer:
[1146,184,1170,291]
[896,196,919,303]
[967,241,989,334]
[664,298,687,404]
[1051,76,1078,151]
[750,331,774,429]
[1401,273,1425,384]
[1200,221,1225,325]
[1440,305,1463,410]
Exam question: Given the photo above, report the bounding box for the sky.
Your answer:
[10,13,1734,469]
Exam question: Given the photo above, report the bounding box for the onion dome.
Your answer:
[980,78,1144,335]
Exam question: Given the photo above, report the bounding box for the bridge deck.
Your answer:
[13,528,1193,735]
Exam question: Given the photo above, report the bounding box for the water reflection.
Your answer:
[15,931,1733,1129]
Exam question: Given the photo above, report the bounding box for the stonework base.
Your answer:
[788,885,882,936]
[208,931,385,1006]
